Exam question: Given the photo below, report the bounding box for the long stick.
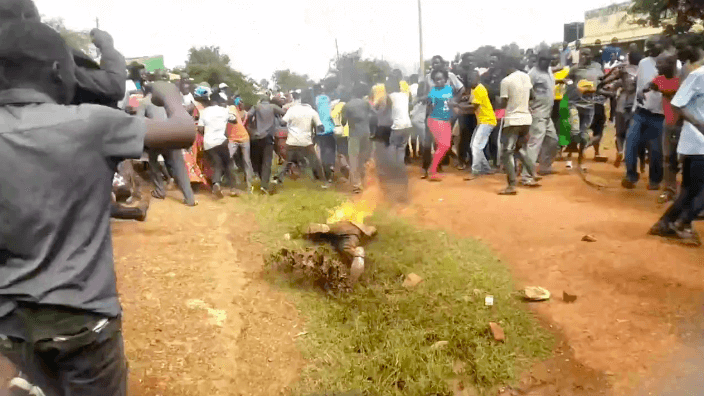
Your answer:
[418,0,424,77]
[95,17,99,29]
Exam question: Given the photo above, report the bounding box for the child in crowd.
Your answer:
[0,21,195,396]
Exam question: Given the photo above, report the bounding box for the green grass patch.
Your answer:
[241,182,553,395]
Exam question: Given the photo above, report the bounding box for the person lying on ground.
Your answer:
[0,21,195,396]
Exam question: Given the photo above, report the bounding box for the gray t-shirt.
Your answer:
[0,89,146,322]
[247,102,286,140]
[343,98,372,136]
[528,67,555,119]
[569,63,605,109]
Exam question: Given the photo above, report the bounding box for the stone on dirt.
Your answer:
[563,291,578,303]
[402,273,423,288]
[581,235,597,242]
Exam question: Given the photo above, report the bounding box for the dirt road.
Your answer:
[112,198,304,396]
[400,155,704,395]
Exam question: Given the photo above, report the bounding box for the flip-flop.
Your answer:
[498,188,517,195]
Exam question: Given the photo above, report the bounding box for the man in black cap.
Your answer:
[0,20,195,396]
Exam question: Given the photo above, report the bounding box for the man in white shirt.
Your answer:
[622,36,665,190]
[274,92,326,186]
[498,60,541,195]
[197,93,236,198]
[649,64,704,246]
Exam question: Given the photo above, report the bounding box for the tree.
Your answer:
[44,17,92,55]
[184,46,258,105]
[629,0,704,34]
[273,69,312,92]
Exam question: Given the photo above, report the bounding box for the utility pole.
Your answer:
[95,17,99,29]
[417,0,424,77]
[335,38,340,62]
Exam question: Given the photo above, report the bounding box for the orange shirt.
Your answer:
[227,105,249,142]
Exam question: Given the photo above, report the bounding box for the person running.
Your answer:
[425,69,454,181]
[388,78,413,167]
[601,51,641,167]
[275,92,327,187]
[247,96,286,194]
[622,36,665,190]
[138,84,198,206]
[565,47,601,169]
[458,70,497,180]
[647,53,681,203]
[649,59,704,246]
[227,98,254,193]
[314,85,337,183]
[498,59,541,195]
[0,21,195,396]
[342,84,373,193]
[523,49,559,177]
[198,91,238,198]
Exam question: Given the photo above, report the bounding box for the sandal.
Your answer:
[498,187,517,195]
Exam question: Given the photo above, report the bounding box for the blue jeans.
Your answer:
[470,124,494,174]
[625,109,665,185]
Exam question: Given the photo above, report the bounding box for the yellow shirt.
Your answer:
[471,84,497,126]
[400,80,410,96]
[331,102,349,137]
[372,84,387,106]
[554,67,570,100]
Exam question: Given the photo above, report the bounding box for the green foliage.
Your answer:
[184,46,258,105]
[44,17,92,55]
[628,0,704,34]
[241,183,553,396]
[273,69,313,92]
[326,51,392,90]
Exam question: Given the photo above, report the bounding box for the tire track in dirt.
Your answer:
[112,197,304,396]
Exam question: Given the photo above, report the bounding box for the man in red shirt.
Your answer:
[646,53,680,202]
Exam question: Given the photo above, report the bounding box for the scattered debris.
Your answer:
[581,234,597,242]
[524,286,551,301]
[489,322,505,342]
[295,331,308,337]
[485,295,494,306]
[403,273,424,288]
[266,247,353,294]
[284,233,291,240]
[186,299,227,327]
[562,291,578,303]
[430,340,449,350]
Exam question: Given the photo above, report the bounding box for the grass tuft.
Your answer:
[240,182,553,395]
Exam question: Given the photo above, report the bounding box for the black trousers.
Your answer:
[251,136,275,190]
[1,310,127,396]
[660,155,704,226]
[205,142,235,186]
[148,149,195,205]
[457,114,477,166]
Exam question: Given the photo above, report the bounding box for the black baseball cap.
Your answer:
[0,0,39,23]
[0,20,71,64]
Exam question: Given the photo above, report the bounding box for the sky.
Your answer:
[35,0,620,82]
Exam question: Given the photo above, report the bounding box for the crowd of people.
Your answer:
[1,0,704,395]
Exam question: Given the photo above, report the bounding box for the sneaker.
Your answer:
[621,178,636,189]
[456,164,467,171]
[647,184,660,191]
[420,171,429,179]
[321,183,330,190]
[259,187,271,196]
[648,221,676,237]
[674,224,702,247]
[212,183,224,199]
[614,152,624,168]
[566,161,573,169]
[498,186,518,195]
[519,179,542,188]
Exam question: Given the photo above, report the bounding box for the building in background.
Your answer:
[580,2,663,49]
[564,22,584,44]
